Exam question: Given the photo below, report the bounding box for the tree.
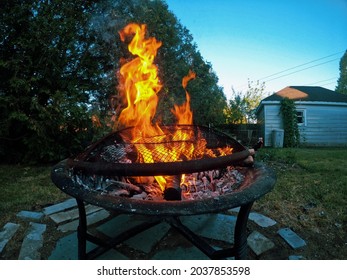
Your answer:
[0,0,100,162]
[0,0,228,163]
[225,80,265,124]
[336,50,347,94]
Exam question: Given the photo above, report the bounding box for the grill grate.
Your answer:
[77,125,245,164]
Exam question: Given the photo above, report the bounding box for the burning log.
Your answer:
[163,175,182,201]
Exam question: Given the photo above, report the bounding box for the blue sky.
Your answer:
[165,0,347,98]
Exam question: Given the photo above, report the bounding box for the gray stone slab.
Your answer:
[249,212,277,228]
[49,232,128,260]
[125,222,170,253]
[278,228,306,249]
[57,209,110,232]
[96,215,145,238]
[96,249,129,260]
[228,207,240,213]
[49,204,102,224]
[289,255,306,260]
[247,230,275,256]
[152,246,210,260]
[0,222,20,253]
[18,222,46,260]
[16,210,44,221]
[43,198,77,215]
[181,214,237,243]
[48,232,96,260]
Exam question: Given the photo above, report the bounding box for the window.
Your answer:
[296,110,306,126]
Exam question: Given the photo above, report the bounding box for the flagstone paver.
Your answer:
[16,210,44,221]
[18,222,46,260]
[57,209,110,232]
[249,212,277,228]
[247,230,275,256]
[181,214,237,243]
[278,228,307,249]
[49,204,103,224]
[42,198,76,215]
[152,246,210,260]
[0,222,20,253]
[48,231,95,260]
[289,255,306,260]
[125,222,171,253]
[96,214,159,238]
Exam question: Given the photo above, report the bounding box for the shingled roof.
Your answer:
[263,86,347,103]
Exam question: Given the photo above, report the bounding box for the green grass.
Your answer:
[0,164,68,226]
[255,148,347,228]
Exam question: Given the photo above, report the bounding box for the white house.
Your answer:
[256,86,347,146]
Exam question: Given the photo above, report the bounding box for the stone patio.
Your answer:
[0,198,307,260]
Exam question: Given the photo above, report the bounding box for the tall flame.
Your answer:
[117,23,163,139]
[172,70,196,125]
[115,23,229,193]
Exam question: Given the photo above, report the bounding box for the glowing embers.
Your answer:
[70,166,245,201]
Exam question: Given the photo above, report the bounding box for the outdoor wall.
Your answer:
[260,105,282,147]
[259,103,347,147]
[297,103,347,146]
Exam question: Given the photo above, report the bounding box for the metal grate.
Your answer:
[77,125,245,164]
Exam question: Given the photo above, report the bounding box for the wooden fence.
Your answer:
[215,124,261,147]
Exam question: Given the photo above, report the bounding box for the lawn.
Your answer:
[0,164,68,227]
[0,147,346,259]
[255,148,347,226]
[253,147,347,259]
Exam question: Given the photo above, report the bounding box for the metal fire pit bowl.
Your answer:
[52,160,275,216]
[51,125,276,260]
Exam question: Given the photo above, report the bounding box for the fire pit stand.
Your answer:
[52,160,276,260]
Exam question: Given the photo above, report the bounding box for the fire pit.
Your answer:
[51,125,276,260]
[51,23,276,259]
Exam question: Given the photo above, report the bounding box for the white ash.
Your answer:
[70,166,244,201]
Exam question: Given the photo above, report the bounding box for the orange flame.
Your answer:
[172,70,196,125]
[115,23,232,192]
[117,23,163,139]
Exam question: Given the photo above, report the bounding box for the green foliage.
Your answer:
[336,49,347,94]
[0,0,227,163]
[0,0,98,162]
[225,80,265,124]
[280,98,300,147]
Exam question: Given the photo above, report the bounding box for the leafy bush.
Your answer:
[280,98,300,147]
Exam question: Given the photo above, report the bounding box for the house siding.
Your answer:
[260,103,347,146]
[298,104,347,145]
[262,105,282,146]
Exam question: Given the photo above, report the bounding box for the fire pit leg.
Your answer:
[168,202,254,260]
[76,198,87,260]
[234,202,253,260]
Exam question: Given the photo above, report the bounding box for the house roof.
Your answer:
[262,86,347,103]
